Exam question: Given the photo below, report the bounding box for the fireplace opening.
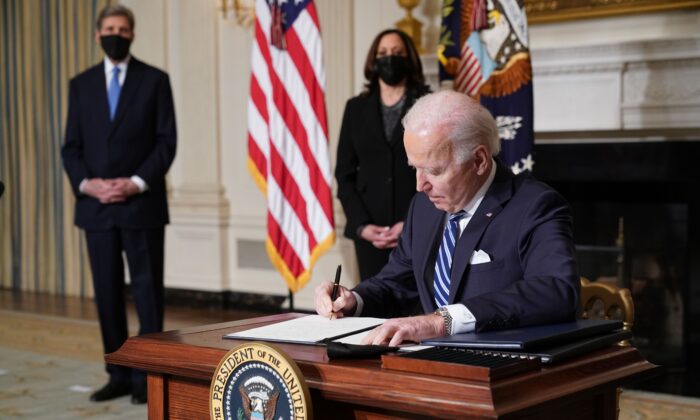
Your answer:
[572,202,687,394]
[533,140,700,397]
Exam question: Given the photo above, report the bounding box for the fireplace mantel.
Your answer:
[420,37,700,137]
[531,37,700,134]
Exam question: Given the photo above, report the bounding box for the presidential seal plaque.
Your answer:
[210,342,312,420]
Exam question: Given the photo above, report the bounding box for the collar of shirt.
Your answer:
[455,158,497,236]
[104,56,130,89]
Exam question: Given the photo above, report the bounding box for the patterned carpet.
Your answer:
[2,309,700,419]
[0,310,144,419]
[0,347,144,419]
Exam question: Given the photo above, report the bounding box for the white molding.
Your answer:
[166,220,229,291]
[536,131,700,145]
[532,37,700,132]
[533,37,700,71]
[533,62,624,76]
[623,104,700,130]
[421,54,440,91]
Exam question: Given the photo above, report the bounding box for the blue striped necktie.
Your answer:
[434,211,465,307]
[108,67,121,120]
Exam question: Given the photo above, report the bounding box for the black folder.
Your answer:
[518,329,631,363]
[421,319,623,350]
[450,329,631,364]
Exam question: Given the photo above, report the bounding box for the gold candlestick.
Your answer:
[395,0,423,53]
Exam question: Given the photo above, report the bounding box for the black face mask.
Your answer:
[100,34,132,61]
[374,55,409,86]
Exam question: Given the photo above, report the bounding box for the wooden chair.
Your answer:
[580,277,635,418]
[580,277,634,346]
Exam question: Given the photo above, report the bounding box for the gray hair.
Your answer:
[402,90,500,163]
[96,4,135,31]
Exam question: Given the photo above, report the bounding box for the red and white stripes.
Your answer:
[247,0,334,292]
[454,41,484,97]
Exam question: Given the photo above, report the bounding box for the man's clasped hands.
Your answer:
[82,178,140,203]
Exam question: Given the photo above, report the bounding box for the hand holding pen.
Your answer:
[313,264,358,319]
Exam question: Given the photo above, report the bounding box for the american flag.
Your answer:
[439,0,535,174]
[247,0,335,293]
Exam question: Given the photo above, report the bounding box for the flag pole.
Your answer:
[288,289,295,312]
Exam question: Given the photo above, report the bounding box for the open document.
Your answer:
[223,314,385,345]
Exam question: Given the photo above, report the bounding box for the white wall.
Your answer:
[120,0,700,310]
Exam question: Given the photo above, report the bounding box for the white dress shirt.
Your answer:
[104,56,129,89]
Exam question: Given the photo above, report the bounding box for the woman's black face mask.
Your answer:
[374,55,409,86]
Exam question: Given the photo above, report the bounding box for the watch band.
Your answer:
[434,306,453,336]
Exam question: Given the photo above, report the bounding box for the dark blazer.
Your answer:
[335,90,419,240]
[353,163,580,332]
[62,57,176,230]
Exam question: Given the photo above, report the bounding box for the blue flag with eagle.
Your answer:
[439,0,534,174]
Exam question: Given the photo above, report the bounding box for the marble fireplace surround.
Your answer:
[530,36,700,135]
[523,36,700,396]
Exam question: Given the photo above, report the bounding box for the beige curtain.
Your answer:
[0,0,110,296]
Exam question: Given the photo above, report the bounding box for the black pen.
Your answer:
[329,264,342,319]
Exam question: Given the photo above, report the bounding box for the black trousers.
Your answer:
[353,238,393,281]
[85,227,165,386]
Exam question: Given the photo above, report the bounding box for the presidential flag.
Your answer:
[439,0,534,174]
[247,0,335,293]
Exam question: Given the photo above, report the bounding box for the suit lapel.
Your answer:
[363,91,386,146]
[448,163,514,303]
[418,203,445,303]
[88,64,111,134]
[109,57,145,138]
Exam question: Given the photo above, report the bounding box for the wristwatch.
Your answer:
[434,306,453,336]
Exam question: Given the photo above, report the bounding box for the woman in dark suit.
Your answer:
[336,29,430,280]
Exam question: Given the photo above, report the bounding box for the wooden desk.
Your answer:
[106,313,657,419]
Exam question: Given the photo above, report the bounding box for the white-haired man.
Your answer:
[315,91,579,346]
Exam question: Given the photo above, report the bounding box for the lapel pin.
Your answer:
[486,212,493,218]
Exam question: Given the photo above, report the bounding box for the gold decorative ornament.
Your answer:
[395,0,424,53]
[219,0,256,27]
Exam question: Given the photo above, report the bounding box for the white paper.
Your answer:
[224,314,385,344]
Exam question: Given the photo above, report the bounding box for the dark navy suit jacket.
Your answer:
[353,163,580,332]
[62,57,176,230]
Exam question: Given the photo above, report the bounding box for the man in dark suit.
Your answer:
[61,4,176,404]
[315,91,579,346]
